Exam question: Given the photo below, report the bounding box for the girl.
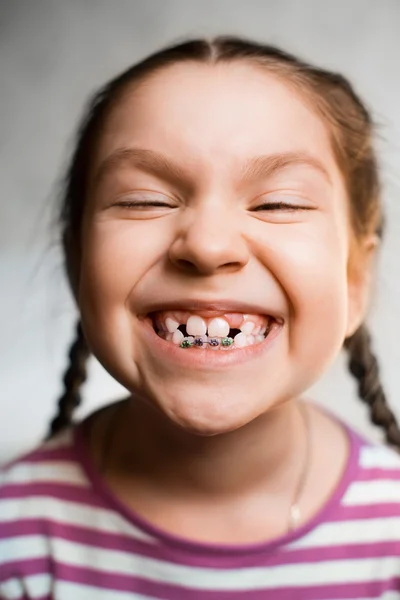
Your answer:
[2,36,400,599]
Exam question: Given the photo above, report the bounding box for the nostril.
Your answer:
[175,259,198,273]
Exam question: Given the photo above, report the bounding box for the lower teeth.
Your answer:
[157,331,267,349]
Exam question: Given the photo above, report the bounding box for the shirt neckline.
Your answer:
[72,403,362,557]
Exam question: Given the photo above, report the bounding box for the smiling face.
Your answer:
[77,61,366,435]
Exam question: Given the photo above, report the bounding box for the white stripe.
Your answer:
[0,461,88,486]
[56,580,159,600]
[343,480,400,505]
[0,573,52,599]
[2,535,400,590]
[355,594,400,600]
[290,516,400,548]
[2,573,400,600]
[0,497,155,543]
[360,445,400,469]
[0,577,22,600]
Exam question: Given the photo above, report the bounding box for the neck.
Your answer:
[105,396,308,499]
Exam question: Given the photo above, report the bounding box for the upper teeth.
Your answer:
[165,317,180,333]
[187,315,208,336]
[162,314,266,337]
[198,317,230,338]
[240,321,255,335]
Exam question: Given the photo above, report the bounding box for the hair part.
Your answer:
[47,35,400,449]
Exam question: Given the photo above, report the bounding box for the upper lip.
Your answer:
[141,299,281,319]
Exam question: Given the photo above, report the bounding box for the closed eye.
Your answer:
[110,188,178,210]
[113,200,175,208]
[253,201,314,212]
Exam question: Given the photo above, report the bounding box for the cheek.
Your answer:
[77,221,166,374]
[256,219,349,377]
[79,220,165,305]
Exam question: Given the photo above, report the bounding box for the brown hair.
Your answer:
[47,36,400,448]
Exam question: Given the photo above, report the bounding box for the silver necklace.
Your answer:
[287,401,311,532]
[98,399,311,534]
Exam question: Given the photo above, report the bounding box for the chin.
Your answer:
[156,389,261,437]
[168,414,247,437]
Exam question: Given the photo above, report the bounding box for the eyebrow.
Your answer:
[239,151,332,184]
[93,147,188,188]
[92,147,332,188]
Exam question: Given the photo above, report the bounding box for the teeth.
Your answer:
[207,317,230,338]
[165,317,180,333]
[154,311,273,350]
[160,329,269,349]
[240,321,255,335]
[172,329,184,345]
[233,332,248,348]
[186,315,207,336]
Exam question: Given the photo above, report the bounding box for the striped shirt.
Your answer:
[1,413,400,599]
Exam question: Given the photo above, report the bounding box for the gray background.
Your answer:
[1,0,400,464]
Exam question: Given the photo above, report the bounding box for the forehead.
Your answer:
[93,61,340,181]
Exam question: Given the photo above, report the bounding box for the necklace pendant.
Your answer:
[289,504,301,530]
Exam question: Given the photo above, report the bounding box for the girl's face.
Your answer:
[79,62,365,435]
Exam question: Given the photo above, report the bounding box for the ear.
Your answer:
[346,234,379,337]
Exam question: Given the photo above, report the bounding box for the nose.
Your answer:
[168,204,250,276]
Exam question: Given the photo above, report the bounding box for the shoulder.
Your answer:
[354,434,400,483]
[0,427,97,592]
[0,427,84,490]
[358,438,400,472]
[0,427,91,538]
[344,436,400,508]
[327,432,400,551]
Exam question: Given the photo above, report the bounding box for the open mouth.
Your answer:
[149,310,275,350]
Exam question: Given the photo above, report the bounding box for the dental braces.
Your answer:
[180,336,234,348]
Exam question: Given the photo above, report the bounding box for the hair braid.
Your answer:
[46,321,90,440]
[345,325,400,450]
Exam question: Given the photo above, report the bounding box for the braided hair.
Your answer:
[48,35,400,448]
[46,321,89,438]
[345,326,400,449]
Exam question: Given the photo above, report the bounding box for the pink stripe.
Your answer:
[1,441,72,470]
[0,482,104,507]
[2,596,51,600]
[1,518,400,570]
[17,597,52,600]
[4,559,400,599]
[327,503,400,521]
[1,557,50,579]
[357,468,400,481]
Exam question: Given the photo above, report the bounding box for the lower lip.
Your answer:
[138,318,282,371]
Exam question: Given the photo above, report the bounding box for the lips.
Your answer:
[138,309,282,369]
[140,298,282,321]
[146,309,275,351]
